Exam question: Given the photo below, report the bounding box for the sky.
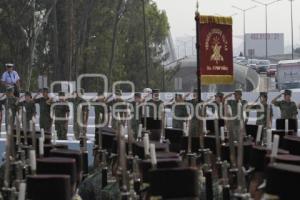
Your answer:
[153,0,300,51]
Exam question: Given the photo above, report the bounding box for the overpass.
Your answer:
[170,55,260,92]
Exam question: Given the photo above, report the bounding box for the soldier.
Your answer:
[207,92,224,118]
[53,92,70,140]
[166,94,189,129]
[107,90,128,130]
[34,88,53,133]
[0,87,18,131]
[224,89,248,141]
[68,89,89,140]
[18,91,36,128]
[91,91,110,134]
[272,90,298,119]
[146,89,164,120]
[185,89,204,136]
[129,93,143,137]
[248,92,273,128]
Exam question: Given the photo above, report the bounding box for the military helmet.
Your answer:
[215,92,224,98]
[58,91,65,97]
[284,89,292,96]
[260,92,268,98]
[25,91,32,97]
[234,89,243,96]
[115,89,122,96]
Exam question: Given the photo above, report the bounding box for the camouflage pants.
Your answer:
[172,119,184,129]
[40,117,52,133]
[131,119,139,138]
[190,118,200,137]
[55,120,68,140]
[74,121,87,140]
[5,111,16,131]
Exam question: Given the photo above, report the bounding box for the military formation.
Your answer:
[1,85,300,200]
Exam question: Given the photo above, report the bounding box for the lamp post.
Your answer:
[232,5,257,58]
[252,0,282,59]
[289,0,295,59]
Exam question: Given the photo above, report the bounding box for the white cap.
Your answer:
[143,88,152,94]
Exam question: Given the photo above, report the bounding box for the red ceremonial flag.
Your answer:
[197,15,234,85]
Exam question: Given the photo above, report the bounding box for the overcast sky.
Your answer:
[154,0,300,48]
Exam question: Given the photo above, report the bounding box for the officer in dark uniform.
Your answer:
[68,89,89,140]
[34,88,53,133]
[53,92,70,140]
[272,89,298,119]
[18,91,36,129]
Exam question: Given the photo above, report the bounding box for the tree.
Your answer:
[0,0,170,91]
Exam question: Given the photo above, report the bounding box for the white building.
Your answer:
[245,33,284,57]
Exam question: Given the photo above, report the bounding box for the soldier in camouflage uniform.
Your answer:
[224,89,248,141]
[18,91,36,129]
[185,89,205,136]
[272,89,298,119]
[166,94,189,129]
[129,93,143,137]
[91,91,110,134]
[0,87,18,131]
[248,92,273,128]
[146,89,164,120]
[68,89,89,140]
[107,90,128,130]
[34,88,53,133]
[53,92,70,140]
[206,92,225,118]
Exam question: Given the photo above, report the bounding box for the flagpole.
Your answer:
[195,1,202,102]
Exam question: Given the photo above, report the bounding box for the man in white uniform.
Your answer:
[1,63,20,97]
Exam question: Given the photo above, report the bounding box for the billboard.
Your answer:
[245,33,284,57]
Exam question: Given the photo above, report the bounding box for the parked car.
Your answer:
[247,59,259,66]
[267,64,277,77]
[256,60,270,74]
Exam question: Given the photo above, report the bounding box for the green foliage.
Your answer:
[0,0,170,91]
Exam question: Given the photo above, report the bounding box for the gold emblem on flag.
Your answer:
[205,28,229,64]
[210,37,224,64]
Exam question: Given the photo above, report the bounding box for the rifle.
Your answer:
[79,125,89,176]
[233,117,250,199]
[3,110,15,199]
[119,125,130,198]
[30,119,37,151]
[222,161,231,200]
[15,112,21,152]
[225,104,237,169]
[21,107,27,146]
[160,109,166,143]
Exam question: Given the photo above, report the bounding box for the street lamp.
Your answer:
[232,5,257,58]
[289,0,295,59]
[252,0,282,59]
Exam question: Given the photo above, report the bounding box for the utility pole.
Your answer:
[142,0,149,88]
[252,0,282,59]
[232,5,257,58]
[289,0,295,59]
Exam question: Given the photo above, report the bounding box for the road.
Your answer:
[258,73,277,92]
